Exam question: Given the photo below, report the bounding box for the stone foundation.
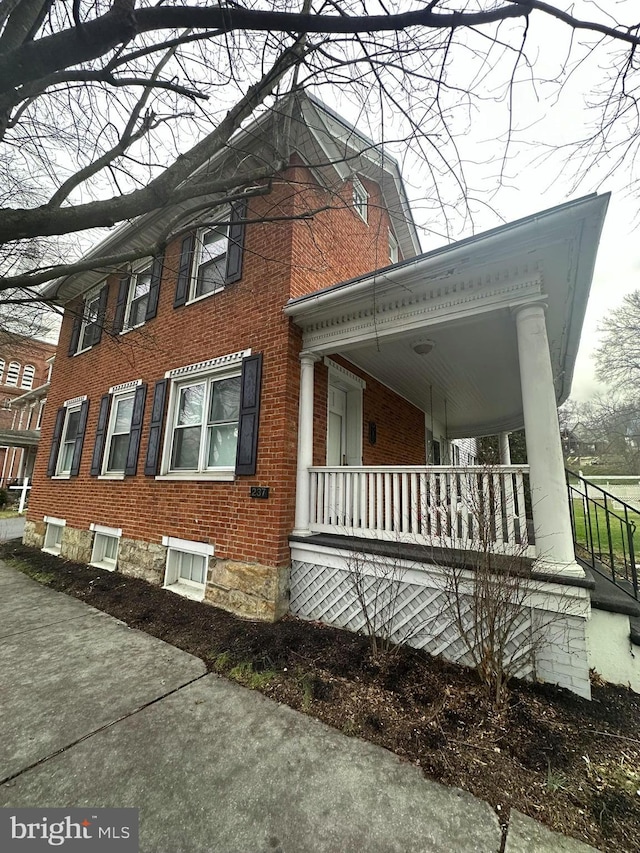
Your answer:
[118,537,166,585]
[23,519,44,549]
[206,559,290,621]
[23,520,289,623]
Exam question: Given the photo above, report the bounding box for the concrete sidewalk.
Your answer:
[0,560,598,852]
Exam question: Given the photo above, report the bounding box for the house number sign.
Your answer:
[250,486,270,499]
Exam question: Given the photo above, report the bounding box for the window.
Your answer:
[125,262,153,329]
[162,536,214,600]
[169,374,241,472]
[173,200,247,310]
[78,289,102,352]
[389,230,399,265]
[90,524,122,571]
[36,402,45,430]
[352,177,368,223]
[105,392,135,473]
[57,405,82,475]
[43,517,65,555]
[69,285,108,355]
[6,361,20,386]
[0,360,4,383]
[193,225,228,300]
[21,364,35,390]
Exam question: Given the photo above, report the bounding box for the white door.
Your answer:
[327,386,347,466]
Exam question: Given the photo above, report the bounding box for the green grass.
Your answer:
[570,498,640,566]
[0,508,21,518]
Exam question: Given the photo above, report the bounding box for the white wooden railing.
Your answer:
[308,465,533,556]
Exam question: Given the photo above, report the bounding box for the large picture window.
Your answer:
[170,374,241,472]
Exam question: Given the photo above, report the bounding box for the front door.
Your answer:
[327,386,347,466]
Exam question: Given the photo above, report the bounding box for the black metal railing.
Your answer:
[566,469,638,600]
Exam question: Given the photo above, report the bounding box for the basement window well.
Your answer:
[42,516,65,555]
[162,536,214,601]
[90,523,122,571]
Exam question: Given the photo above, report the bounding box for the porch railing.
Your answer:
[566,469,639,600]
[308,465,533,556]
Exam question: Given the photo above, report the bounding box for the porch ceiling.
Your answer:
[285,194,610,438]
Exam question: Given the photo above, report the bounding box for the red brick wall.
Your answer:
[28,161,414,569]
[311,357,426,467]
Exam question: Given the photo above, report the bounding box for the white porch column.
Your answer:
[293,351,320,536]
[514,303,583,577]
[499,432,511,465]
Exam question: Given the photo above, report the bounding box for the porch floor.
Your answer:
[289,532,592,590]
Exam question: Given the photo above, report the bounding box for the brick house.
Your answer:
[25,95,625,698]
[0,337,56,490]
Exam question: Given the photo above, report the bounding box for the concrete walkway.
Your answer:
[0,560,598,852]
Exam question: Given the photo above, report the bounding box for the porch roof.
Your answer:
[284,194,609,438]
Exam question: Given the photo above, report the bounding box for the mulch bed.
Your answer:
[3,539,640,852]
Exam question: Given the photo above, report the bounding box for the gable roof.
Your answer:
[43,92,421,304]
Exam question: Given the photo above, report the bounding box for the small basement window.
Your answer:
[162,536,213,601]
[43,517,65,555]
[90,524,122,571]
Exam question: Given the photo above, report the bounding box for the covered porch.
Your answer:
[285,194,609,577]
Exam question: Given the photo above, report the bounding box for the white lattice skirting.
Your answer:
[289,541,592,699]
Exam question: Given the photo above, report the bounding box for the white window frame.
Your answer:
[388,230,399,265]
[123,260,153,331]
[36,401,45,430]
[20,364,35,390]
[162,536,214,601]
[90,523,122,571]
[55,401,83,477]
[43,516,65,555]
[352,177,368,223]
[6,361,20,387]
[101,383,139,477]
[188,221,229,304]
[158,350,250,482]
[77,286,103,353]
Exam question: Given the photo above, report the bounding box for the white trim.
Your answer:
[162,536,215,557]
[63,395,87,408]
[108,379,142,395]
[44,515,66,526]
[98,473,126,481]
[165,349,250,380]
[51,474,71,480]
[324,357,366,389]
[90,523,122,537]
[155,472,235,482]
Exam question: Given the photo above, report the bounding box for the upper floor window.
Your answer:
[389,230,399,265]
[0,360,4,383]
[6,361,20,386]
[352,177,368,223]
[113,258,163,335]
[173,199,247,309]
[68,284,109,356]
[21,364,35,389]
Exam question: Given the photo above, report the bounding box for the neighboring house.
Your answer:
[24,94,625,698]
[0,338,56,489]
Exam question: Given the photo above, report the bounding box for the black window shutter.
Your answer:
[144,379,168,476]
[125,383,148,476]
[47,407,66,476]
[145,254,164,320]
[235,352,263,476]
[68,313,81,356]
[91,284,109,346]
[70,399,89,477]
[90,394,112,476]
[113,276,130,334]
[225,198,247,285]
[174,235,195,308]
